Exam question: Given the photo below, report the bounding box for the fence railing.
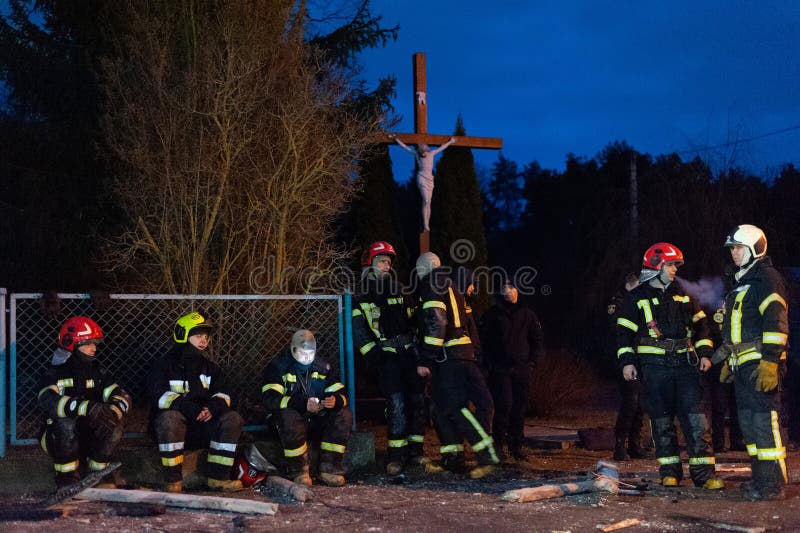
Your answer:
[5,292,352,449]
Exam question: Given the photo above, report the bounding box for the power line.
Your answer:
[675,124,800,156]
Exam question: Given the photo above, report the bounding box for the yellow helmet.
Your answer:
[173,312,214,343]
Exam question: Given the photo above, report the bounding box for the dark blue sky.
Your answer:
[359,1,800,182]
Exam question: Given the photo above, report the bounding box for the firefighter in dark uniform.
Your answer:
[480,281,544,461]
[145,312,243,493]
[351,241,427,475]
[38,316,131,488]
[617,242,724,489]
[416,252,499,478]
[262,329,351,487]
[712,225,789,500]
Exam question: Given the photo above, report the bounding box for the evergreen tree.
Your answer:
[430,115,488,274]
[483,153,523,236]
[351,144,408,272]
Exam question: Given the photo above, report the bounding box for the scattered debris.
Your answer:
[261,475,314,503]
[501,460,619,503]
[669,513,766,533]
[75,488,278,515]
[598,518,640,531]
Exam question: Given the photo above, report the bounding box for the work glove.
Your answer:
[751,360,779,392]
[719,360,734,384]
[710,344,732,366]
[87,403,119,439]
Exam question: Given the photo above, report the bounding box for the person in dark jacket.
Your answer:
[416,252,499,478]
[145,311,243,493]
[262,329,351,487]
[480,281,544,460]
[351,241,427,475]
[712,225,789,500]
[38,316,131,488]
[608,273,647,461]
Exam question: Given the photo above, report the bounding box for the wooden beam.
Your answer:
[382,132,502,150]
[413,53,427,134]
[75,488,278,515]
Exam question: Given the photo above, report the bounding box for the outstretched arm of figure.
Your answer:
[430,136,456,156]
[387,133,415,154]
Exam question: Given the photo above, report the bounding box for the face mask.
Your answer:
[293,348,315,366]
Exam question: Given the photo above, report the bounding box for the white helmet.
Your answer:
[724,224,767,266]
[415,252,441,279]
[291,329,316,366]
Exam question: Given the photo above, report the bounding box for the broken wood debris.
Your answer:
[501,460,619,503]
[75,488,278,515]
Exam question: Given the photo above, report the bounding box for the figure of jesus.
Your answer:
[389,134,456,232]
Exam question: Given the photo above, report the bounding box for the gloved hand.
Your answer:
[751,360,779,392]
[719,360,734,384]
[87,403,119,438]
[710,344,732,365]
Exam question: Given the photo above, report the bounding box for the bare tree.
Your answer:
[99,1,380,294]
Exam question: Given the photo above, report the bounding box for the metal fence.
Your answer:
[8,293,346,445]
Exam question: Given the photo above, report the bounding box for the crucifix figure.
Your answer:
[383,53,503,254]
[388,133,455,232]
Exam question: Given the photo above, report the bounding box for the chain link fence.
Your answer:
[9,293,343,444]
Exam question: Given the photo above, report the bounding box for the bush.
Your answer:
[528,349,598,418]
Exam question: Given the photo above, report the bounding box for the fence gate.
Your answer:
[9,293,346,445]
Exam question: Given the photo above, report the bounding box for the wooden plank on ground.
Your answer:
[75,488,277,515]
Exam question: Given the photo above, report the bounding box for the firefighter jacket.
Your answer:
[37,352,131,423]
[480,300,544,372]
[352,274,414,365]
[616,281,713,368]
[721,256,788,365]
[417,268,475,367]
[261,351,347,414]
[145,344,233,421]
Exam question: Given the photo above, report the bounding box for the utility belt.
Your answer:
[637,337,699,367]
[636,337,690,354]
[726,340,762,369]
[434,335,474,364]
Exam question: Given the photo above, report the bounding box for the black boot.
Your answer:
[613,437,629,461]
[627,436,647,459]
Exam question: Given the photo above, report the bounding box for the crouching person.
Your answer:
[146,311,243,493]
[262,330,352,487]
[38,316,131,488]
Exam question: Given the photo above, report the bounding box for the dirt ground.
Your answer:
[2,407,799,532]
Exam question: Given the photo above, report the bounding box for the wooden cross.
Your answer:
[383,53,503,254]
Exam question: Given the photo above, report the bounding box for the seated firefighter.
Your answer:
[145,311,244,492]
[261,329,352,487]
[37,316,131,488]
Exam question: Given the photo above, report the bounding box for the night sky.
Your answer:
[359,1,800,182]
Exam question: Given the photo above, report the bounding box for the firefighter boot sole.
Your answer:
[208,478,244,492]
[469,465,497,479]
[661,476,679,487]
[703,478,725,490]
[318,472,345,487]
[293,473,313,488]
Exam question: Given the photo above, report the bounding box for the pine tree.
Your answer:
[430,116,489,271]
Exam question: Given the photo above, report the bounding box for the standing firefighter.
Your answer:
[38,316,131,488]
[352,241,427,475]
[713,225,788,500]
[145,312,243,492]
[416,252,499,478]
[262,330,351,487]
[616,243,723,489]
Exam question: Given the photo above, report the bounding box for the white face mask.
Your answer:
[293,348,316,366]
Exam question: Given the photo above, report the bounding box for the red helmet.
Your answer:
[58,316,104,352]
[235,443,276,487]
[360,241,396,266]
[642,242,684,271]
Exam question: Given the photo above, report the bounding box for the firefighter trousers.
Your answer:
[640,360,715,485]
[734,361,787,490]
[489,366,530,449]
[153,409,243,484]
[377,353,427,463]
[431,359,498,466]
[275,406,352,477]
[41,416,124,487]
